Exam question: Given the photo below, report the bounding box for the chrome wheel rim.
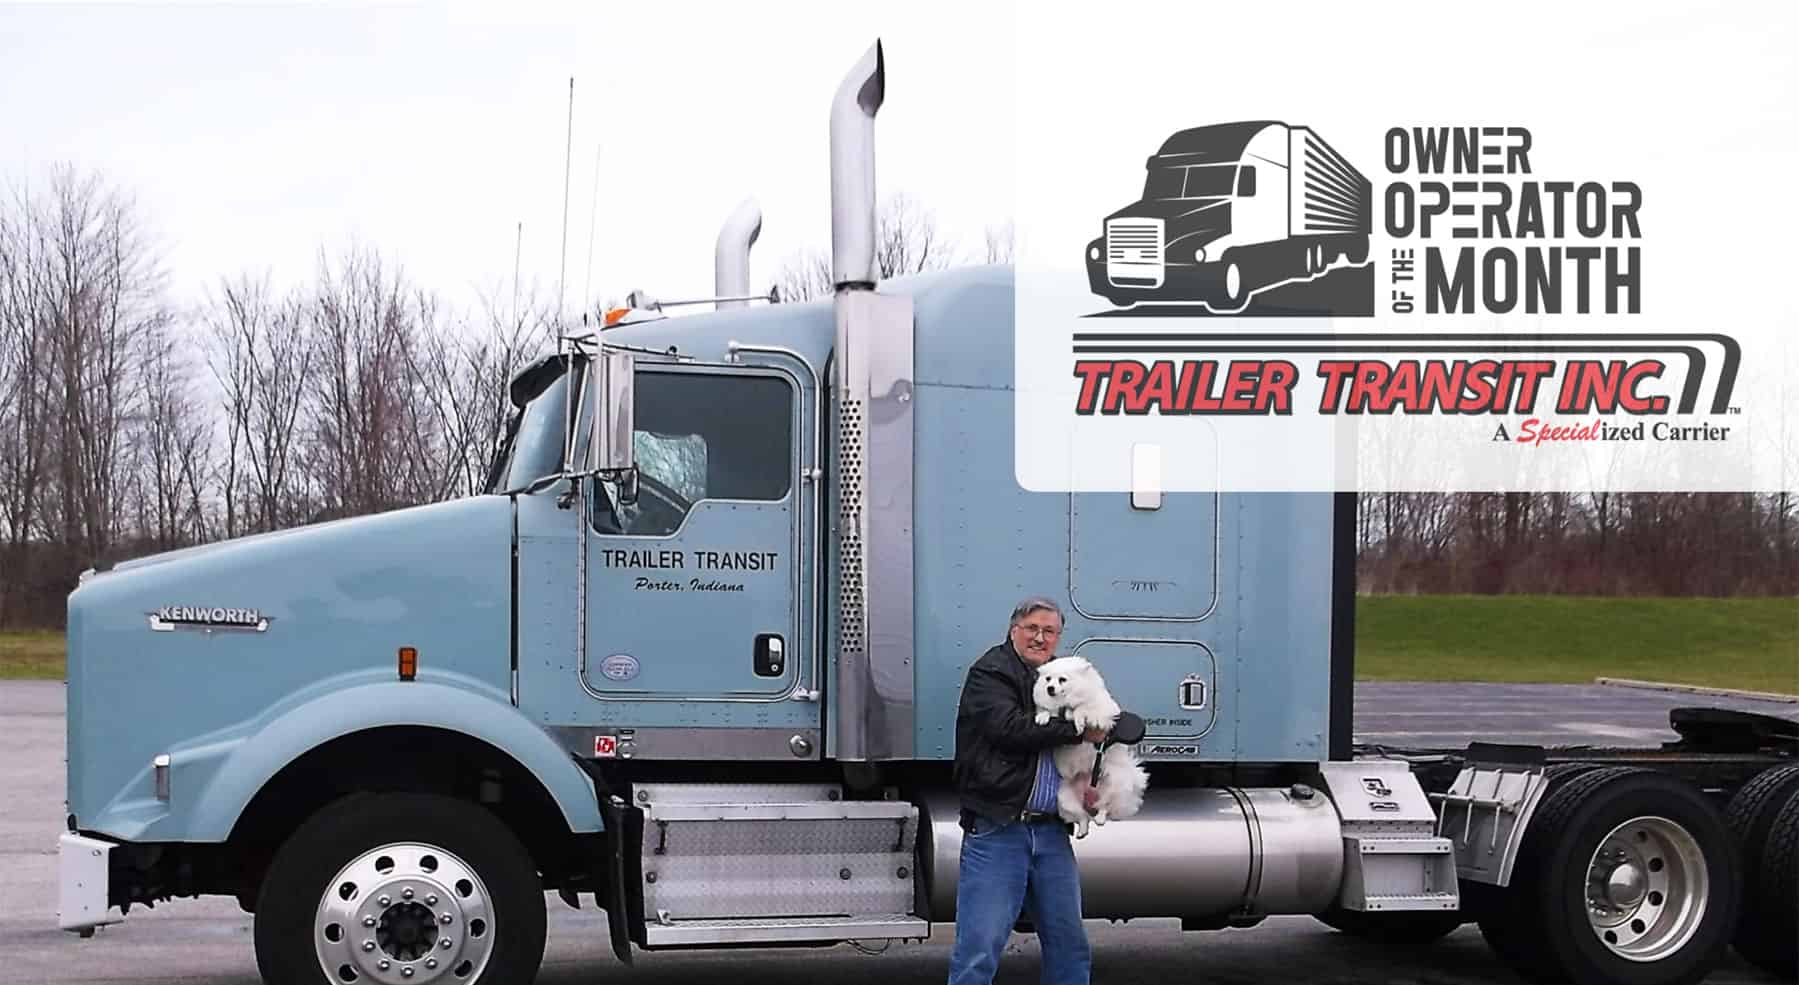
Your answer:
[1583,816,1708,962]
[315,842,495,984]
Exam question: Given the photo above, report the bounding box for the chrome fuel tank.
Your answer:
[919,785,1343,921]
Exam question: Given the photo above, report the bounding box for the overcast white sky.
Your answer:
[1,1,1016,318]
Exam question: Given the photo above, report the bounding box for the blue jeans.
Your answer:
[946,815,1091,985]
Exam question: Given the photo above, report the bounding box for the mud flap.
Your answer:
[598,795,639,965]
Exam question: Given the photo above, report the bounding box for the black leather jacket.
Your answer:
[952,640,1083,823]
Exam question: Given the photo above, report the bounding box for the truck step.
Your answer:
[635,783,920,923]
[1340,835,1460,910]
[641,913,929,947]
[1349,892,1461,912]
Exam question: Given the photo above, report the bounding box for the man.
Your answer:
[947,597,1106,985]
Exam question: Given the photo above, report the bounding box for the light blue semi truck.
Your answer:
[56,40,1798,985]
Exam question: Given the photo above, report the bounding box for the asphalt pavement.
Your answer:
[1,679,1790,985]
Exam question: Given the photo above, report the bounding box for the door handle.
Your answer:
[1179,676,1208,710]
[754,634,786,678]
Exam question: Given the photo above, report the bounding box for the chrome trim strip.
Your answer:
[832,290,916,760]
[728,342,825,702]
[549,726,823,761]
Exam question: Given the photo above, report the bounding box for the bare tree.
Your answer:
[983,220,1015,264]
[0,184,52,623]
[405,287,544,499]
[204,273,314,535]
[302,244,440,517]
[136,318,211,550]
[773,192,961,303]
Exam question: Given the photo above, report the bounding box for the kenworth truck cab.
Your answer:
[57,40,1798,985]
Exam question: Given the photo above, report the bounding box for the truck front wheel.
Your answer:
[253,792,548,985]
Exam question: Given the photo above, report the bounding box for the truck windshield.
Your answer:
[486,362,577,494]
[1144,163,1238,200]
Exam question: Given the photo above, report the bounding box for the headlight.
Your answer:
[1088,243,1101,261]
[1194,246,1209,263]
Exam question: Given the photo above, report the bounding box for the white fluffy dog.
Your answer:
[1030,656,1148,838]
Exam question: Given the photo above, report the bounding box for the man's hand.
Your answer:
[1083,726,1107,743]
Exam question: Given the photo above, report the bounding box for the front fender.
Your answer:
[89,671,603,843]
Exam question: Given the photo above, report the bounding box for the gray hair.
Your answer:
[1009,596,1064,630]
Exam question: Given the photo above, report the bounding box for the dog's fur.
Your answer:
[1030,656,1148,837]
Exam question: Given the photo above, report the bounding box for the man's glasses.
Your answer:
[1015,625,1060,639]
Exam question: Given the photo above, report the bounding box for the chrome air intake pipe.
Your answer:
[918,786,1345,921]
[714,197,762,309]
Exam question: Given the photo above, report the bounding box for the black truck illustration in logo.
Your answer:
[1085,121,1372,315]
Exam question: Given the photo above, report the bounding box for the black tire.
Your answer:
[1481,767,1739,985]
[1208,257,1251,313]
[1314,905,1464,946]
[1476,763,1607,971]
[1735,786,1799,980]
[254,792,548,985]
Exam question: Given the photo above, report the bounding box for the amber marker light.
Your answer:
[398,646,418,681]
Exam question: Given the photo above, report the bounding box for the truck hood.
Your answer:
[99,514,365,577]
[65,495,516,836]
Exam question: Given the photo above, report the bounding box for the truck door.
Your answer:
[1068,481,1220,744]
[578,362,820,757]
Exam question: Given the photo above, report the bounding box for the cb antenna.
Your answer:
[558,76,574,327]
[583,142,602,321]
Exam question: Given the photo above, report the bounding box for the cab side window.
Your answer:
[595,372,793,537]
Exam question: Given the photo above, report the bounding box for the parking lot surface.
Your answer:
[3,680,1789,984]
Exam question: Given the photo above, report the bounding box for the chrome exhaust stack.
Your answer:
[829,39,914,761]
[830,40,884,291]
[714,198,762,310]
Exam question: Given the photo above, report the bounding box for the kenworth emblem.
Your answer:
[147,606,270,633]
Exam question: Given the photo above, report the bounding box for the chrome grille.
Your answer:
[1106,218,1164,288]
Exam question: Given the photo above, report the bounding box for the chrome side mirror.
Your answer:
[587,348,636,476]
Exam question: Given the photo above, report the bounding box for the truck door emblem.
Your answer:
[1085,121,1373,317]
[594,735,619,758]
[599,654,641,682]
[147,606,270,633]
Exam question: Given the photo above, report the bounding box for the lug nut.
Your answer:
[403,888,414,900]
[379,895,392,907]
[379,960,391,971]
[362,941,376,952]
[426,895,438,906]
[364,916,377,927]
[440,914,453,925]
[426,958,438,969]
[402,970,414,979]
[440,939,453,950]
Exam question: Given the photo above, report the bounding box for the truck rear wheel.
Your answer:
[1730,776,1799,979]
[1479,767,1738,985]
[253,792,548,985]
